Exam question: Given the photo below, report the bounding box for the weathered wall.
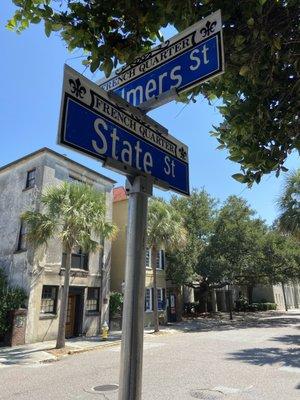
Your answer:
[0,150,115,343]
[111,195,167,327]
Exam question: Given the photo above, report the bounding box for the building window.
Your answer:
[69,175,83,184]
[145,288,152,312]
[25,169,36,189]
[86,287,100,312]
[62,246,89,270]
[156,250,165,270]
[145,248,151,269]
[157,288,166,310]
[17,222,27,251]
[40,286,58,314]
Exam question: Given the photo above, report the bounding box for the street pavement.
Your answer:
[0,311,299,400]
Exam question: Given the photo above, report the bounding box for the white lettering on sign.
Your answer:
[92,117,157,175]
[115,47,211,107]
[89,90,181,159]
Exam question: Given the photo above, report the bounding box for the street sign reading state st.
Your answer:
[58,65,189,195]
[98,10,224,111]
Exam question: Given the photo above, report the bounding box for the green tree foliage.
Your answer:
[199,196,300,301]
[167,189,217,285]
[7,1,299,184]
[147,198,186,331]
[0,268,27,335]
[22,182,117,348]
[261,230,300,282]
[277,169,300,240]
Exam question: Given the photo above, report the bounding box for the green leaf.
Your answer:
[44,21,52,37]
[232,173,247,183]
[235,35,246,47]
[247,18,254,27]
[259,0,268,5]
[239,65,250,76]
[102,58,114,77]
[273,37,281,50]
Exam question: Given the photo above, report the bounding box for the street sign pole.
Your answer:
[118,175,153,400]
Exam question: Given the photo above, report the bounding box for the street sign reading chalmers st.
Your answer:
[98,10,224,110]
[58,65,189,195]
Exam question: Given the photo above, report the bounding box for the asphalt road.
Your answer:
[0,312,299,400]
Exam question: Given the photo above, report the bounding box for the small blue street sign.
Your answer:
[98,10,224,110]
[58,65,189,195]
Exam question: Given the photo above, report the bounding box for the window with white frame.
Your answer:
[25,169,36,189]
[145,248,151,269]
[86,287,100,312]
[145,288,152,311]
[156,250,165,270]
[157,288,166,310]
[40,286,58,314]
[145,288,166,312]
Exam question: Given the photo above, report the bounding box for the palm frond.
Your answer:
[22,211,57,248]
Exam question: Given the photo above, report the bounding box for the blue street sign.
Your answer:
[58,65,189,195]
[98,10,224,110]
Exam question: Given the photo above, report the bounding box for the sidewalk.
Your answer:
[0,332,122,367]
[0,328,173,368]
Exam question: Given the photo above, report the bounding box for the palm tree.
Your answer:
[277,169,300,241]
[22,182,117,349]
[147,198,186,332]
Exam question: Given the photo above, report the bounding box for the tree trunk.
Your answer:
[56,249,72,349]
[151,247,159,332]
[220,290,227,312]
[281,282,288,311]
[247,286,254,304]
[211,289,218,313]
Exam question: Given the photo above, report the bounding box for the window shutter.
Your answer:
[151,288,154,311]
[162,288,166,310]
[161,250,165,270]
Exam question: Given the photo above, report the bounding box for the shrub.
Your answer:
[0,268,27,335]
[235,295,249,312]
[109,291,123,318]
[252,302,277,311]
[248,303,258,312]
[183,302,197,314]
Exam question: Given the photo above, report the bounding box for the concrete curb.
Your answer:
[42,339,122,363]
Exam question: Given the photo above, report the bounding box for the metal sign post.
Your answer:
[57,65,190,400]
[118,176,152,400]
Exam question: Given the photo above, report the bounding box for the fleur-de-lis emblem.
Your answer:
[178,147,187,161]
[69,78,86,99]
[200,20,217,38]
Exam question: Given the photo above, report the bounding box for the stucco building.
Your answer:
[0,148,115,343]
[253,282,300,310]
[111,187,167,327]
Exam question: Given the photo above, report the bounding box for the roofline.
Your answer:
[0,147,116,184]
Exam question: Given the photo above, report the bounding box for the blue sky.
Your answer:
[1,3,299,225]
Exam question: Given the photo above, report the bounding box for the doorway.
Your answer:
[65,287,84,338]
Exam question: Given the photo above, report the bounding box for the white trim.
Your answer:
[145,288,152,312]
[157,288,164,311]
[145,248,152,269]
